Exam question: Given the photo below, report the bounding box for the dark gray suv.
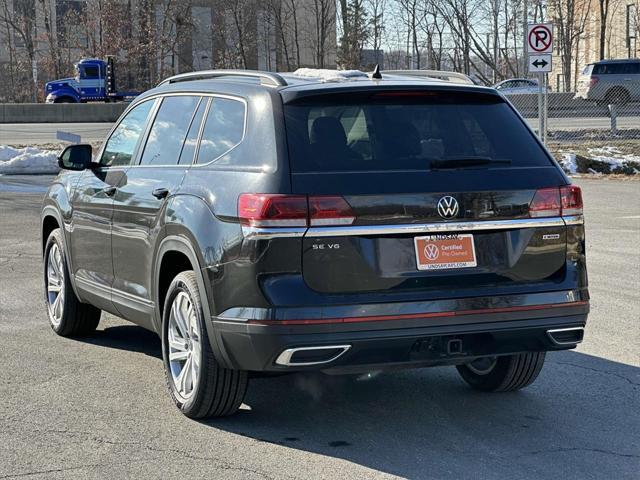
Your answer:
[42,69,589,418]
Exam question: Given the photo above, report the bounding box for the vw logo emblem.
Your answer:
[437,196,459,219]
[424,243,440,260]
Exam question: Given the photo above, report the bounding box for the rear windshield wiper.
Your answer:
[430,157,512,169]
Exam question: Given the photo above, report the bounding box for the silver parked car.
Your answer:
[494,78,542,95]
[576,59,640,105]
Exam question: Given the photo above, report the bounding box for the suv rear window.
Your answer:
[284,91,551,173]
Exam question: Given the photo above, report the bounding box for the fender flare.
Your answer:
[154,235,231,368]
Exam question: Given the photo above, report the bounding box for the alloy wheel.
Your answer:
[46,243,65,326]
[466,357,497,375]
[167,291,201,400]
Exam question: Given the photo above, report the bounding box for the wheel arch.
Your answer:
[604,86,630,104]
[41,205,83,301]
[154,235,230,367]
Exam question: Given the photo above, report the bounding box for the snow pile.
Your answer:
[0,145,60,175]
[560,153,578,174]
[587,147,640,172]
[560,146,640,175]
[292,68,368,82]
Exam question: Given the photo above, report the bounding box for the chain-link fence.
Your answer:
[506,80,640,175]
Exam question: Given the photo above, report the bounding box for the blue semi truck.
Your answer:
[44,56,139,103]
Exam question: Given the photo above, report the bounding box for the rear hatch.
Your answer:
[282,87,578,298]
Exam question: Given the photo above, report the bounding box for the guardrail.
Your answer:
[0,103,128,123]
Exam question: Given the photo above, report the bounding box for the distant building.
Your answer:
[549,0,638,92]
[0,0,337,101]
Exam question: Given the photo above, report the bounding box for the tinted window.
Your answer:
[594,63,630,74]
[83,66,99,78]
[140,96,200,166]
[628,63,640,74]
[178,98,208,165]
[284,92,551,173]
[100,100,154,167]
[196,97,245,164]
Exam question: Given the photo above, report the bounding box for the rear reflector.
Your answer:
[529,186,583,218]
[239,194,356,228]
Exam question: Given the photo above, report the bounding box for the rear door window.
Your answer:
[284,91,551,173]
[196,97,245,164]
[627,63,640,74]
[178,98,208,165]
[140,95,201,166]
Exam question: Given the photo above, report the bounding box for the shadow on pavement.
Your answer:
[82,324,162,359]
[78,324,639,479]
[210,350,639,479]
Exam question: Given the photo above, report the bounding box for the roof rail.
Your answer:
[157,69,288,88]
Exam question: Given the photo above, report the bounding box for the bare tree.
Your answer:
[598,0,611,60]
[549,0,591,91]
[284,0,302,68]
[338,0,369,68]
[309,0,335,67]
[0,0,37,100]
[367,0,386,60]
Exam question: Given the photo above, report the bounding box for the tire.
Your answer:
[604,88,630,106]
[456,352,546,392]
[44,228,101,336]
[161,271,248,418]
[54,97,74,103]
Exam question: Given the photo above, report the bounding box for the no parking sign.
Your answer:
[527,23,553,54]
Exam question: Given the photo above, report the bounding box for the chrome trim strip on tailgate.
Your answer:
[242,216,582,239]
[306,217,567,238]
[242,226,306,240]
[562,215,584,226]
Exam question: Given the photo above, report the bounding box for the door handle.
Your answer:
[101,186,117,196]
[152,187,169,199]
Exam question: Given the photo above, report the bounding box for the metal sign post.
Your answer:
[527,23,553,143]
[32,60,38,103]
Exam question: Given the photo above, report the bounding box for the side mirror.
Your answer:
[58,144,93,171]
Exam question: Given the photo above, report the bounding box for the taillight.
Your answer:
[529,188,561,217]
[589,76,599,88]
[560,185,583,216]
[238,194,356,228]
[238,194,307,227]
[529,186,583,217]
[309,196,355,226]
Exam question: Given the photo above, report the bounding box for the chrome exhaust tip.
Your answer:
[546,327,585,346]
[275,345,351,366]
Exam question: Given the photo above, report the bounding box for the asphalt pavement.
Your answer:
[0,177,638,479]
[0,123,113,145]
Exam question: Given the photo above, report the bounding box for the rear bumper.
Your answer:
[207,293,589,373]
